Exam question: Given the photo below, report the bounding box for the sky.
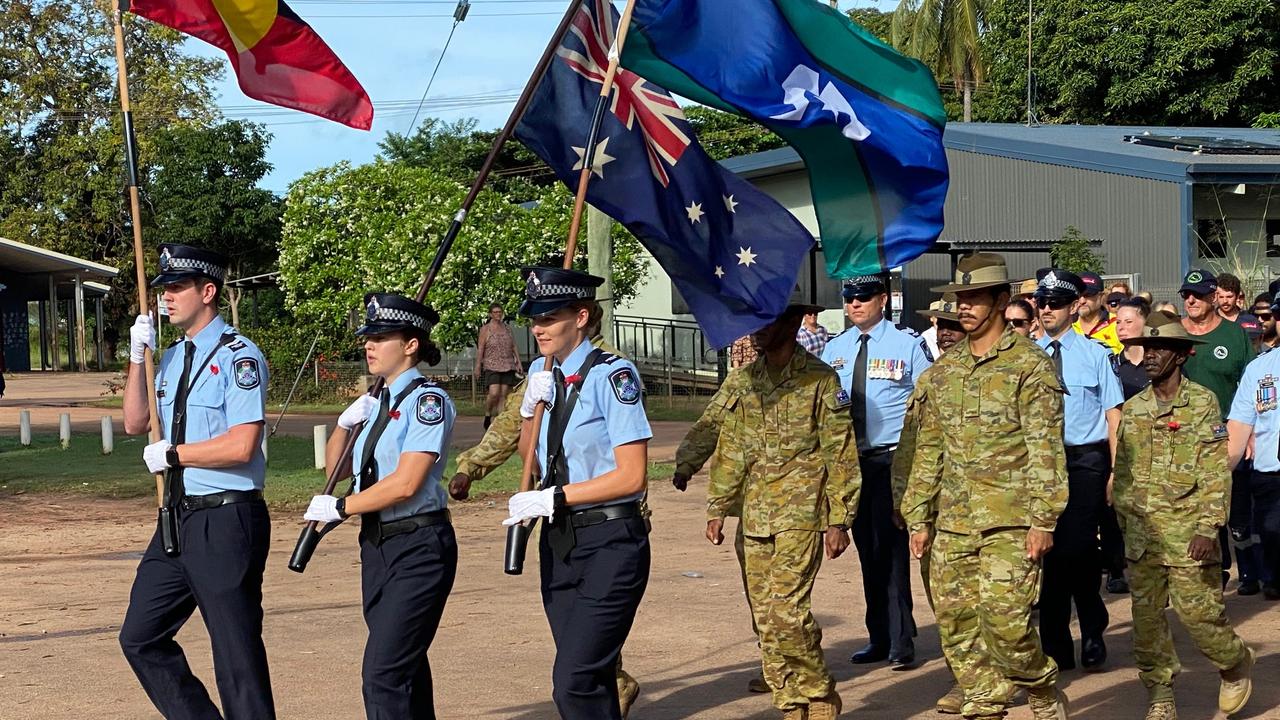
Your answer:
[189,0,882,193]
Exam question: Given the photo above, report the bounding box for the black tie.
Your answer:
[1049,340,1066,384]
[545,367,575,558]
[851,334,870,452]
[357,389,392,489]
[167,341,197,508]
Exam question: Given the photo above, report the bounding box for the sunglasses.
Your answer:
[1034,297,1074,310]
[1107,301,1121,308]
[842,292,879,303]
[1179,290,1213,301]
[1009,318,1031,328]
[1259,311,1275,320]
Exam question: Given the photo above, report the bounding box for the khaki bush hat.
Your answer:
[1121,309,1206,347]
[931,252,1013,293]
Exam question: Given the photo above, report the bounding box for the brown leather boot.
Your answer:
[807,690,842,720]
[936,683,964,714]
[1027,687,1069,720]
[616,668,639,719]
[1144,701,1177,720]
[781,706,808,720]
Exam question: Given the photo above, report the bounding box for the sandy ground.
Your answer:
[3,371,1280,718]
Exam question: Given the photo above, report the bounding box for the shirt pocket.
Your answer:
[186,375,228,438]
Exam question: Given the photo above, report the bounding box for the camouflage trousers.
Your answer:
[931,529,1058,718]
[920,539,1009,701]
[743,530,833,710]
[733,520,760,636]
[1129,558,1247,701]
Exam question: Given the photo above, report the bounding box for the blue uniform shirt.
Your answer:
[1229,351,1280,472]
[530,339,653,509]
[1038,329,1123,447]
[155,316,267,496]
[820,318,932,447]
[353,367,455,520]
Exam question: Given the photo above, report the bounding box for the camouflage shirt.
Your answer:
[674,382,733,478]
[706,345,861,534]
[901,327,1068,535]
[1113,377,1228,567]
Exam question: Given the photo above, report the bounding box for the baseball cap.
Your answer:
[1179,269,1217,297]
[1078,271,1104,297]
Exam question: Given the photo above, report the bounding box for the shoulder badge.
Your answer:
[608,367,641,405]
[1212,423,1229,441]
[416,392,445,426]
[835,387,851,409]
[919,338,934,362]
[233,358,260,389]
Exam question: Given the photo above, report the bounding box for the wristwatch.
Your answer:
[166,446,181,468]
[336,497,350,519]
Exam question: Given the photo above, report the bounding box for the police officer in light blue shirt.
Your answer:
[820,274,929,668]
[120,243,276,719]
[1033,267,1124,671]
[1227,333,1280,599]
[502,266,653,719]
[304,292,457,719]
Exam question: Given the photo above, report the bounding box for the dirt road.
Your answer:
[3,478,1278,719]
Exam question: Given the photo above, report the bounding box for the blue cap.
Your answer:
[518,267,604,318]
[841,274,887,299]
[1033,268,1083,300]
[1180,269,1217,296]
[151,244,228,287]
[356,293,439,336]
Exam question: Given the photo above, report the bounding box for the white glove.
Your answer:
[143,440,173,473]
[520,371,556,419]
[502,488,557,526]
[304,495,343,523]
[338,394,379,430]
[129,314,155,365]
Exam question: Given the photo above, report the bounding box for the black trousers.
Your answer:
[119,501,275,720]
[1099,505,1126,576]
[1252,470,1280,586]
[361,522,457,720]
[1230,461,1265,583]
[541,514,650,719]
[1040,442,1110,663]
[852,451,915,656]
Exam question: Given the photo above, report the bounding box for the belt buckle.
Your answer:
[179,497,196,512]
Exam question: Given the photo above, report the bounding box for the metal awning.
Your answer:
[0,237,118,279]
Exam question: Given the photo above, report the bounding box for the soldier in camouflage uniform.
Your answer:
[706,304,861,720]
[672,387,770,694]
[1114,311,1254,720]
[900,253,1071,720]
[448,316,648,718]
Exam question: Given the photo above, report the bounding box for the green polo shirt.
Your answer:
[1182,318,1254,418]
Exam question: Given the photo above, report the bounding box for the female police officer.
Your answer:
[503,267,653,719]
[304,293,456,720]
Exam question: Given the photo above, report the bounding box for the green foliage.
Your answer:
[378,116,550,195]
[893,0,990,119]
[982,0,1280,125]
[684,106,785,161]
[1253,112,1280,129]
[847,7,895,43]
[279,161,648,352]
[1049,226,1105,273]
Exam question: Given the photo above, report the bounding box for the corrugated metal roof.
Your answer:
[720,123,1280,183]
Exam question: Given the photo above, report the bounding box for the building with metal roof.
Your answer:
[708,123,1280,326]
[0,238,119,372]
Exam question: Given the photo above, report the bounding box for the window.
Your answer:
[1268,219,1280,258]
[1197,219,1228,258]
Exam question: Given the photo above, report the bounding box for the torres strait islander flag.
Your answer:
[124,0,373,129]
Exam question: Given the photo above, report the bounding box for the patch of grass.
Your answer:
[0,435,671,510]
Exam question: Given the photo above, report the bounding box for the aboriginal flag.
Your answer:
[124,0,374,130]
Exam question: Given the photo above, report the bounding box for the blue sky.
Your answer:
[192,0,881,193]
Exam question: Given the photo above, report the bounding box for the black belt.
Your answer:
[859,445,895,459]
[360,509,451,544]
[179,489,262,512]
[569,502,639,529]
[1065,440,1109,454]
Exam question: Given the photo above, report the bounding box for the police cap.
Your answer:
[356,293,439,336]
[518,266,605,318]
[150,244,229,288]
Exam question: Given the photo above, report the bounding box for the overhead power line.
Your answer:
[407,0,471,135]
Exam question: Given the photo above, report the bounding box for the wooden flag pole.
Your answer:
[110,2,165,508]
[515,0,639,501]
[290,0,586,573]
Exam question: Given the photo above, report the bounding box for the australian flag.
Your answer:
[514,0,815,349]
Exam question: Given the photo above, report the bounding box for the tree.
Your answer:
[146,120,283,325]
[1050,226,1104,273]
[893,0,991,122]
[279,161,649,352]
[982,0,1280,125]
[684,106,785,161]
[847,7,895,43]
[379,117,551,196]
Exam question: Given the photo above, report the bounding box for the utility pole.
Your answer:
[1026,0,1037,127]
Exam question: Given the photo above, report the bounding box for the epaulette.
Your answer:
[167,337,182,348]
[896,323,920,338]
[598,352,622,364]
[227,338,247,351]
[828,328,849,341]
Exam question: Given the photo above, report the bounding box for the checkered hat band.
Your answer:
[168,257,225,281]
[529,283,595,300]
[372,307,432,331]
[1039,276,1077,292]
[847,275,883,285]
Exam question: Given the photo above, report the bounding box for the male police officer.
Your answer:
[902,252,1070,720]
[120,244,275,719]
[821,275,929,668]
[1033,269,1124,671]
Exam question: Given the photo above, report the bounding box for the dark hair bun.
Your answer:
[422,341,442,367]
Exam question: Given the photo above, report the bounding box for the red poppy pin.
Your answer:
[1167,421,1180,431]
[565,374,582,385]
[389,410,401,420]
[210,365,219,375]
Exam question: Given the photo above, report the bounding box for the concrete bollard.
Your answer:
[59,413,71,449]
[313,425,327,470]
[101,416,114,455]
[19,410,32,446]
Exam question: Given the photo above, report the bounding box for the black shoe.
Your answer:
[1081,637,1107,671]
[1106,576,1130,594]
[1238,580,1261,596]
[483,415,492,430]
[889,651,916,670]
[850,643,889,664]
[1263,584,1280,601]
